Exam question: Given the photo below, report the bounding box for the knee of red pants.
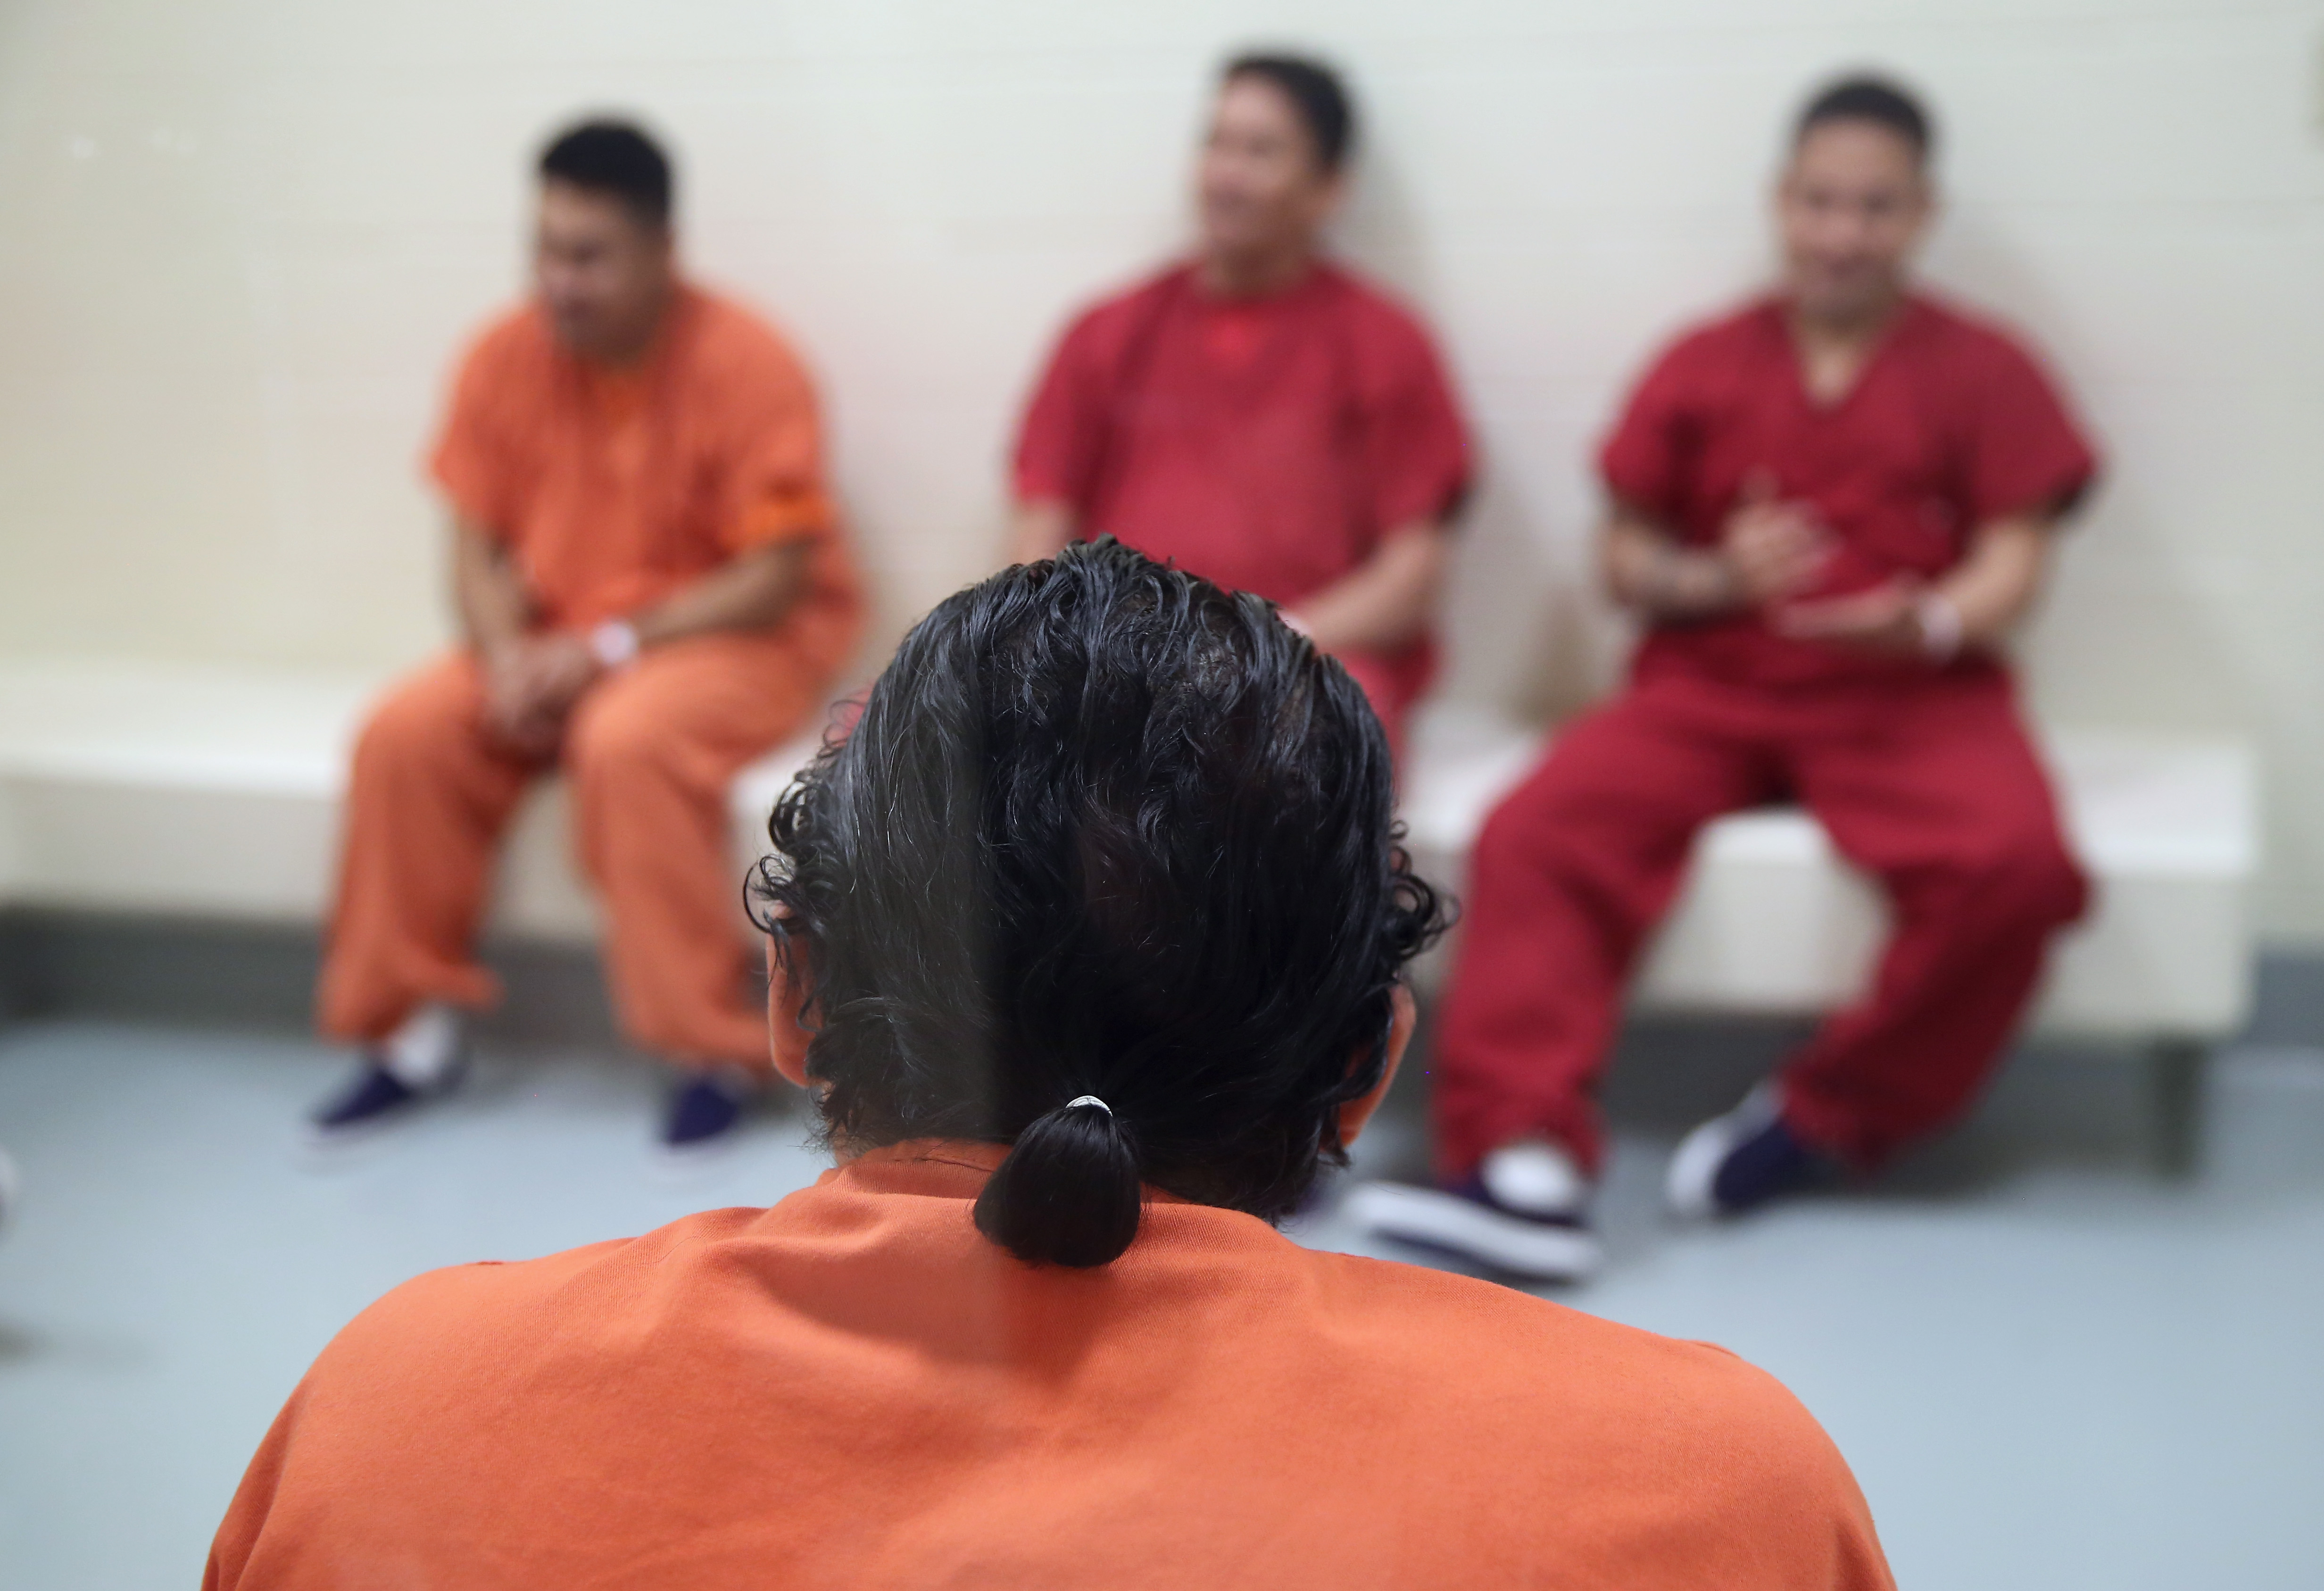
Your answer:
[1917,830,2092,934]
[1466,763,1651,906]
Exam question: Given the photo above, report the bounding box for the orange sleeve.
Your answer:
[715,326,837,557]
[427,318,529,540]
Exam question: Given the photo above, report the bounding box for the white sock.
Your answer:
[380,1002,464,1088]
[1479,1139,1591,1219]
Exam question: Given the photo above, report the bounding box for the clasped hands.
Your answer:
[481,632,604,756]
[1716,477,1946,658]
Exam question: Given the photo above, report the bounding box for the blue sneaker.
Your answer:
[1666,1084,1840,1218]
[661,1068,758,1149]
[1346,1141,1602,1283]
[308,1055,462,1137]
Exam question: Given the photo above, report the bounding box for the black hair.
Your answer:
[1795,74,1934,165]
[538,118,673,229]
[750,539,1446,1267]
[1223,52,1357,173]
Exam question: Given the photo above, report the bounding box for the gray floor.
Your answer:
[2,1019,2321,1589]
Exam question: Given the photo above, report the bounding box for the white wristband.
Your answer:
[1914,592,1964,664]
[589,619,640,670]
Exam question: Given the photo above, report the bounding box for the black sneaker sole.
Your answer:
[1345,1181,1603,1283]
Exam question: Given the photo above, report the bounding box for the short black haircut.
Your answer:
[1795,73,1934,165]
[751,538,1445,1267]
[538,118,673,229]
[1223,52,1356,173]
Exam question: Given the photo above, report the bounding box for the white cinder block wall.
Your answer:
[1,1,2320,937]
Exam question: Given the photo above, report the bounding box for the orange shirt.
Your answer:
[432,283,863,676]
[208,1144,1893,1590]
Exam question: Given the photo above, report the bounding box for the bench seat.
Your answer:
[0,660,822,941]
[0,662,2259,1050]
[1400,705,2258,1042]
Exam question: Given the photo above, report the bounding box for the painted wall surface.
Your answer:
[1,1,2320,933]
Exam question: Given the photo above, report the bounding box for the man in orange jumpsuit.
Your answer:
[1354,77,2097,1279]
[309,120,862,1148]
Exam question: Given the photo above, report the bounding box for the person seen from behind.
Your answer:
[212,539,1892,1588]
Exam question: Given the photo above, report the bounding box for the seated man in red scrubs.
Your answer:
[1009,54,1471,758]
[208,541,1893,1591]
[1354,76,2099,1281]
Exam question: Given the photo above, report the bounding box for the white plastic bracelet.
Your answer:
[1914,591,1964,664]
[589,618,641,670]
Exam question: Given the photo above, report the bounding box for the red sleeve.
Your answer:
[716,326,837,555]
[1361,313,1473,530]
[1597,337,1699,520]
[427,322,525,539]
[1011,309,1113,513]
[1961,334,2099,524]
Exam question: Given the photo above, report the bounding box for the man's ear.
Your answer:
[764,934,813,1089]
[1336,983,1415,1150]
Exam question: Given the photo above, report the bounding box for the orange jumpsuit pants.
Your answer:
[317,632,821,1070]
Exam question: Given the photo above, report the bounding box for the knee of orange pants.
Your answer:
[348,660,491,791]
[560,680,733,925]
[560,675,768,1066]
[563,681,720,809]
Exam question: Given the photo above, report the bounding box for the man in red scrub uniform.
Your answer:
[1009,53,1471,758]
[1353,76,2099,1282]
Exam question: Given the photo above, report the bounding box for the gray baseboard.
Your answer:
[5,905,2321,1062]
[2243,953,2324,1049]
[0,908,639,1052]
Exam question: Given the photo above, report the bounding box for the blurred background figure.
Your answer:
[308,119,863,1150]
[1007,52,1472,761]
[1354,75,2098,1279]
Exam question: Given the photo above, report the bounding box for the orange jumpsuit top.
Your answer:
[208,1144,1894,1590]
[432,282,862,676]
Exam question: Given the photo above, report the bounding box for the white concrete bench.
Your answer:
[0,662,2260,1165]
[1400,704,2260,1166]
[0,659,824,941]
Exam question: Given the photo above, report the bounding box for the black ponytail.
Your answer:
[972,1097,1143,1267]
[751,542,1450,1260]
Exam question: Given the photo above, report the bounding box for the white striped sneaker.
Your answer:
[1346,1141,1602,1283]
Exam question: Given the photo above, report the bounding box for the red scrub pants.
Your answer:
[1432,663,2089,1179]
[317,633,822,1071]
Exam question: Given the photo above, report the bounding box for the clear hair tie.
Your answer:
[1063,1095,1112,1116]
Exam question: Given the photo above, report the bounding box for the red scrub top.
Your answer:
[1013,261,1472,611]
[1600,293,2098,688]
[208,1143,1893,1590]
